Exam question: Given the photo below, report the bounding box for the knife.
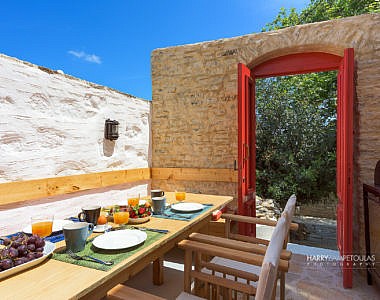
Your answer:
[108,226,169,234]
[132,226,169,234]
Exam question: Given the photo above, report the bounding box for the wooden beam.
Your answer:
[151,168,238,183]
[0,167,236,206]
[0,168,151,206]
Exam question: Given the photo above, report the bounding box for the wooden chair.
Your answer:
[188,194,297,300]
[177,211,290,299]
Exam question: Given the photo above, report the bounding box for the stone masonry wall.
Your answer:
[151,14,380,258]
[0,54,151,234]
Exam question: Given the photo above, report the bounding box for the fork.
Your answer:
[67,250,114,266]
[130,226,169,234]
[163,213,192,220]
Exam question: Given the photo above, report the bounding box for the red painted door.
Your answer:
[238,50,354,288]
[336,48,354,288]
[237,63,256,236]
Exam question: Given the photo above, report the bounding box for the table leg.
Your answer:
[153,257,164,285]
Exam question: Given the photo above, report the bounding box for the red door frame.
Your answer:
[238,50,354,288]
[336,48,354,289]
[238,63,256,236]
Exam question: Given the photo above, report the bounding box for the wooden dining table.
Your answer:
[0,193,233,299]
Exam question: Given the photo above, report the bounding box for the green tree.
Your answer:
[263,0,379,32]
[256,73,337,203]
[256,0,378,204]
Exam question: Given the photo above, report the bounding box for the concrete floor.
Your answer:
[125,245,380,300]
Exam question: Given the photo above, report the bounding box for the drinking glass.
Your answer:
[113,207,130,226]
[128,194,140,207]
[175,191,186,202]
[31,215,54,238]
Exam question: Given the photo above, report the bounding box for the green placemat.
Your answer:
[52,230,165,271]
[153,203,214,221]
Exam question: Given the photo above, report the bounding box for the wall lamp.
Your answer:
[104,119,119,140]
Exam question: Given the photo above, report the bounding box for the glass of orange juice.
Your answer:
[113,207,129,226]
[175,191,186,202]
[31,215,54,238]
[128,194,140,207]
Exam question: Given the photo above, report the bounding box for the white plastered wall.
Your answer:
[0,54,151,234]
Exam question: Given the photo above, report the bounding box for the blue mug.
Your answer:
[152,196,166,215]
[63,222,94,252]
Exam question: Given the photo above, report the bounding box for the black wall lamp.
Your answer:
[104,119,119,140]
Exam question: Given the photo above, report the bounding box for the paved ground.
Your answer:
[125,245,380,299]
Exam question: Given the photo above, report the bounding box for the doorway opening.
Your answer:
[238,50,354,288]
[255,71,338,251]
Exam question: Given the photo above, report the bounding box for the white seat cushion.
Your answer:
[205,256,261,287]
[176,291,205,300]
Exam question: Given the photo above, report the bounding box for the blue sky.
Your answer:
[0,1,309,100]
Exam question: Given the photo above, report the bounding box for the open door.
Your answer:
[237,63,256,236]
[336,48,354,288]
[238,49,354,288]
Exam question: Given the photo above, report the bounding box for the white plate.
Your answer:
[92,229,147,250]
[93,224,112,233]
[0,241,55,281]
[23,219,74,235]
[171,202,204,213]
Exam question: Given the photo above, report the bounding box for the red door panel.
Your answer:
[336,48,354,288]
[238,63,256,236]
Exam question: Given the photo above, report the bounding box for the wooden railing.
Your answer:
[0,168,237,206]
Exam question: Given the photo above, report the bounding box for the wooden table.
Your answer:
[0,193,232,299]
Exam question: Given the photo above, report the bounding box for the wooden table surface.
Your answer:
[0,193,233,300]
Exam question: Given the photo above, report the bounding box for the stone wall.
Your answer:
[151,14,380,257]
[0,54,151,234]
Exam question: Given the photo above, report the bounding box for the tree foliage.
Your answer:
[263,0,379,32]
[256,0,378,204]
[256,73,337,203]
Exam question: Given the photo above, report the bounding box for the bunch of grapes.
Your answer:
[0,234,45,272]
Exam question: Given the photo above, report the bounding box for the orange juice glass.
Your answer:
[31,215,54,237]
[113,211,130,225]
[175,192,186,201]
[127,193,140,207]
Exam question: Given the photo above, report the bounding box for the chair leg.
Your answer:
[184,250,192,293]
[194,252,202,294]
[280,271,285,300]
[271,282,276,300]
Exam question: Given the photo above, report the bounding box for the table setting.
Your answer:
[150,191,214,221]
[52,225,166,271]
[0,192,233,299]
[52,194,169,272]
[0,190,217,279]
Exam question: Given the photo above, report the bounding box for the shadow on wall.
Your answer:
[103,139,115,157]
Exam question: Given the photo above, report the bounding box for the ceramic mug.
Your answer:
[78,206,101,225]
[151,189,165,198]
[152,196,166,215]
[63,222,94,252]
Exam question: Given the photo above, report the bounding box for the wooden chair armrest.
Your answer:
[222,213,277,226]
[222,213,298,231]
[290,222,299,231]
[189,233,292,260]
[228,233,270,245]
[178,239,289,272]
